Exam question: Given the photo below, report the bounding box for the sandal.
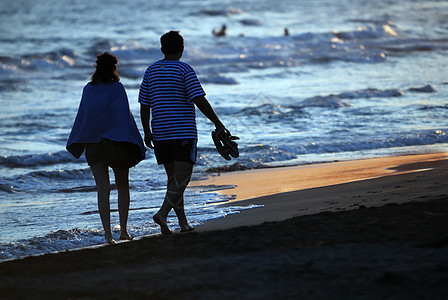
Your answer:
[212,128,239,160]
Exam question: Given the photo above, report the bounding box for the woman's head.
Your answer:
[91,52,120,84]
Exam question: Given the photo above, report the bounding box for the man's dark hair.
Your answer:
[161,31,184,55]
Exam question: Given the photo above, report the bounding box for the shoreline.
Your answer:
[195,152,447,231]
[192,152,447,202]
[1,152,447,299]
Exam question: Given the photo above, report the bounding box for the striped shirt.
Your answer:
[138,60,205,141]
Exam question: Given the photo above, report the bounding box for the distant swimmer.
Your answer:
[284,28,289,36]
[212,24,226,37]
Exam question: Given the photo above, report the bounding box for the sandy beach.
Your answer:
[1,153,447,299]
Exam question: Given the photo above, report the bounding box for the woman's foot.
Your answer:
[105,232,116,245]
[153,213,172,235]
[119,231,134,241]
[105,237,116,245]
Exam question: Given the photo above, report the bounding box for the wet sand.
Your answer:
[0,153,447,299]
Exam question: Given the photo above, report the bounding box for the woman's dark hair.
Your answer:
[161,31,184,54]
[91,52,120,84]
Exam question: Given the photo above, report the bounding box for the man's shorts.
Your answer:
[153,139,197,165]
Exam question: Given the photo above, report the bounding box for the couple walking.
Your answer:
[67,31,227,244]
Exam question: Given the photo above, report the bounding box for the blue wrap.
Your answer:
[66,82,146,160]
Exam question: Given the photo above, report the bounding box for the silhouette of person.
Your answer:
[139,31,226,234]
[284,28,289,36]
[212,24,227,37]
[67,52,145,245]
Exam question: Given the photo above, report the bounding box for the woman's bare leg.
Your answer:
[112,167,132,240]
[90,161,114,244]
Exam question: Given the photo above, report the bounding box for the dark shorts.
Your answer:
[85,143,105,166]
[153,139,197,165]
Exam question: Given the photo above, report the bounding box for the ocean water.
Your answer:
[1,0,447,261]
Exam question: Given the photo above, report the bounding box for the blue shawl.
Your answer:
[66,82,146,160]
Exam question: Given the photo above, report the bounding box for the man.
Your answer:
[139,30,226,234]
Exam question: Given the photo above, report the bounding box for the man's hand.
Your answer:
[140,103,154,148]
[144,132,154,149]
[215,123,225,134]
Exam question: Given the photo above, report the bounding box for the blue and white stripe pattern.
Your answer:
[138,60,205,141]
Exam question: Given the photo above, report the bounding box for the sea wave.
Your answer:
[0,151,80,168]
[192,8,243,17]
[209,129,448,170]
[200,75,239,85]
[3,23,446,82]
[0,228,106,262]
[377,38,448,53]
[407,85,437,93]
[21,168,93,180]
[0,181,14,193]
[235,87,417,115]
[292,88,403,109]
[304,131,448,154]
[238,18,262,26]
[418,104,448,111]
[290,86,436,109]
[333,24,399,40]
[0,168,93,194]
[298,96,353,109]
[0,49,78,75]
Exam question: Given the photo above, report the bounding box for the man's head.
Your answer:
[161,31,184,55]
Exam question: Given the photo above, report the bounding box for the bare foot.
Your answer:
[119,231,134,241]
[153,213,172,235]
[105,238,116,245]
[180,224,195,233]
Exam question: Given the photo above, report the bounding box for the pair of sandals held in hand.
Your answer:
[212,127,239,160]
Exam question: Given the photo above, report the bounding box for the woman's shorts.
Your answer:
[85,143,105,166]
[153,139,197,165]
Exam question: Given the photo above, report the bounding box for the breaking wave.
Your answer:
[3,21,447,83]
[0,151,80,168]
[205,129,448,171]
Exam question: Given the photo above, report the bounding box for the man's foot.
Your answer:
[180,224,195,233]
[119,231,134,241]
[153,213,172,235]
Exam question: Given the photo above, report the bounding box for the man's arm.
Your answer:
[140,103,154,149]
[192,95,225,131]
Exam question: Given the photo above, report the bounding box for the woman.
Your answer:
[67,52,145,245]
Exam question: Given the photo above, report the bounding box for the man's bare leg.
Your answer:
[154,161,194,234]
